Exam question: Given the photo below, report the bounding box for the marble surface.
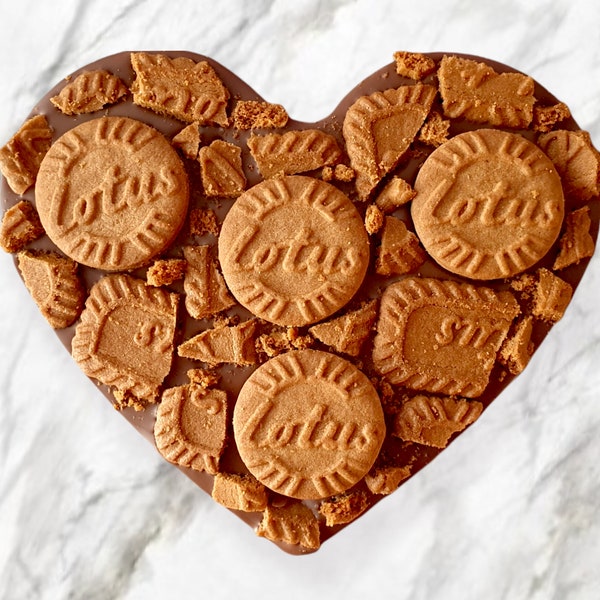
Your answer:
[1,0,599,598]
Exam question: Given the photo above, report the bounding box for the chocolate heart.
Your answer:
[1,51,598,554]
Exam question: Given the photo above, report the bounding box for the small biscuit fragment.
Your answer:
[498,317,534,375]
[257,502,321,550]
[531,268,573,323]
[248,129,342,178]
[189,208,219,237]
[155,384,228,474]
[172,123,201,159]
[308,300,378,357]
[333,164,355,182]
[199,140,246,197]
[365,465,412,495]
[364,204,384,235]
[0,115,53,194]
[17,250,85,329]
[183,245,235,319]
[533,102,571,133]
[553,206,596,270]
[319,490,369,526]
[50,70,128,115]
[418,111,451,147]
[130,52,230,126]
[232,100,289,130]
[178,319,258,366]
[538,130,600,203]
[375,216,426,276]
[0,200,45,253]
[393,395,483,448]
[438,55,536,128]
[146,258,187,287]
[186,367,220,388]
[394,51,437,80]
[374,177,416,213]
[212,473,268,512]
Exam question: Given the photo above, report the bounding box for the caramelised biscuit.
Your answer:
[171,123,201,159]
[0,114,53,195]
[412,129,565,280]
[130,52,230,126]
[154,383,228,475]
[182,244,235,319]
[537,129,600,203]
[498,317,534,375]
[178,319,258,366]
[17,250,85,329]
[392,395,483,448]
[375,215,426,276]
[308,300,378,357]
[553,206,596,270]
[35,116,189,271]
[247,129,342,178]
[372,277,520,397]
[0,199,45,253]
[72,274,178,403]
[318,490,369,526]
[50,70,128,115]
[232,100,289,130]
[343,84,436,199]
[374,176,416,213]
[199,139,246,197]
[146,258,187,287]
[218,175,370,326]
[211,472,268,512]
[393,51,437,80]
[257,501,320,550]
[438,55,536,128]
[531,268,572,323]
[364,464,412,495]
[233,349,385,500]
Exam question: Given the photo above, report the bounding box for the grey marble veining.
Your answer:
[1,1,600,599]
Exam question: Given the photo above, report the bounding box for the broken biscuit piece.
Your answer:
[257,502,320,550]
[212,473,268,512]
[0,200,45,253]
[553,206,596,270]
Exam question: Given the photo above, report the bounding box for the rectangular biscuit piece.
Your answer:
[438,55,535,128]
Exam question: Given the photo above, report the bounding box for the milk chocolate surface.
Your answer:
[1,51,598,554]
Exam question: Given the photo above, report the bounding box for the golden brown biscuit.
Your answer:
[35,116,189,271]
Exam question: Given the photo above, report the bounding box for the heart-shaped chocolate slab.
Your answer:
[1,50,598,555]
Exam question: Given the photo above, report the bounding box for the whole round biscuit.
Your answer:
[411,129,564,280]
[35,116,189,271]
[218,175,370,326]
[233,349,385,500]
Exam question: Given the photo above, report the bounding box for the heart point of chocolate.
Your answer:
[1,50,598,554]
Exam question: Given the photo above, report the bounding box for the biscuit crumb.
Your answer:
[531,268,573,323]
[364,204,384,234]
[257,502,320,550]
[321,166,334,181]
[365,465,412,495]
[232,100,289,130]
[334,164,355,182]
[0,115,53,194]
[187,367,220,388]
[0,200,45,253]
[533,102,571,132]
[212,472,268,512]
[189,208,220,237]
[319,490,369,526]
[374,177,416,213]
[146,258,187,287]
[172,123,201,159]
[553,206,596,270]
[393,51,436,80]
[418,111,451,147]
[375,216,426,276]
[112,389,147,412]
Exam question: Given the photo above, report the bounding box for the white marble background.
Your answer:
[1,1,599,598]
